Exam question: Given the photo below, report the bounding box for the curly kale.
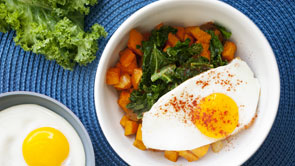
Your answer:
[0,0,107,70]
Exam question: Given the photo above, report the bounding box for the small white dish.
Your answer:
[94,0,280,165]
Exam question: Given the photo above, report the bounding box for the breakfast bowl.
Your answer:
[0,91,95,166]
[94,0,280,165]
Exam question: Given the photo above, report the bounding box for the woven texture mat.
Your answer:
[0,0,294,165]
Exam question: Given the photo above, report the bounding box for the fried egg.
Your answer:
[0,104,85,166]
[142,58,260,151]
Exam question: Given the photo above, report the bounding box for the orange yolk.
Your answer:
[22,127,69,166]
[193,93,239,138]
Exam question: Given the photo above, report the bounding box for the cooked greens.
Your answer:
[0,0,107,70]
[127,25,228,118]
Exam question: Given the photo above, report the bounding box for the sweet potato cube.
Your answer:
[131,68,142,90]
[116,58,138,75]
[175,26,185,41]
[163,43,171,52]
[211,140,224,153]
[133,139,146,150]
[128,29,143,56]
[135,123,143,141]
[106,67,120,85]
[179,151,199,162]
[222,41,237,61]
[191,144,210,158]
[114,73,131,90]
[120,115,128,127]
[119,48,136,67]
[184,34,194,46]
[164,151,179,162]
[185,26,198,35]
[125,120,139,136]
[168,33,180,47]
[190,27,211,44]
[118,90,131,112]
[155,23,164,30]
[198,42,211,60]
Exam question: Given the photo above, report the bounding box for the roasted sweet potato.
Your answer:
[222,41,237,61]
[131,68,143,90]
[164,151,179,162]
[114,73,131,90]
[119,48,136,67]
[120,115,128,127]
[179,151,199,162]
[118,90,131,112]
[128,29,143,56]
[190,27,211,44]
[116,58,138,74]
[117,91,138,121]
[174,26,185,41]
[125,120,139,136]
[168,33,180,47]
[211,140,224,153]
[133,139,146,150]
[135,123,143,141]
[198,42,211,60]
[106,67,120,85]
[191,144,210,158]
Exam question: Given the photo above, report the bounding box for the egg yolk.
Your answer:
[22,127,69,166]
[193,93,239,139]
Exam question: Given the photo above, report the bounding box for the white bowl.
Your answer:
[94,0,280,165]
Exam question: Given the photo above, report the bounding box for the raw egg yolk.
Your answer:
[193,93,239,139]
[22,127,69,166]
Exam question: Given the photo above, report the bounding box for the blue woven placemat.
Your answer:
[0,0,294,165]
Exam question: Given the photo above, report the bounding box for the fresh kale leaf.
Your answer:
[151,64,176,83]
[207,30,228,67]
[166,39,203,65]
[214,23,232,40]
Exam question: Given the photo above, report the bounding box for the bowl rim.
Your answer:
[0,91,95,166]
[94,0,280,165]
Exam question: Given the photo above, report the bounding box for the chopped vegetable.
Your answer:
[164,151,179,162]
[118,91,132,113]
[179,151,199,162]
[116,58,138,74]
[120,115,128,127]
[128,29,144,56]
[135,124,143,142]
[191,144,210,158]
[222,41,237,61]
[124,120,139,136]
[120,48,136,67]
[0,0,107,70]
[106,68,120,85]
[133,139,146,150]
[174,26,185,41]
[215,23,232,40]
[211,140,224,153]
[168,33,180,47]
[131,68,143,90]
[114,73,132,90]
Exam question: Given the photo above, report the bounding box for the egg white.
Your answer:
[0,104,85,166]
[142,58,260,151]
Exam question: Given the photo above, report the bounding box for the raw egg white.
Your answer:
[142,58,260,151]
[0,104,85,166]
